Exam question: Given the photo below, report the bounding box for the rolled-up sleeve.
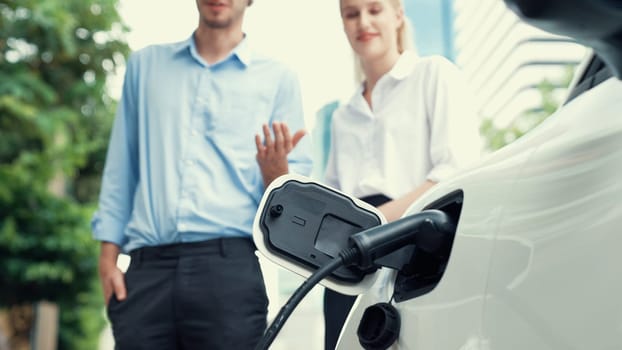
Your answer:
[427,58,482,183]
[91,55,140,246]
[271,67,313,177]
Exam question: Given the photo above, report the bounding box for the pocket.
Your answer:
[207,98,268,160]
[249,255,269,304]
[216,94,270,132]
[106,294,118,321]
[106,273,129,322]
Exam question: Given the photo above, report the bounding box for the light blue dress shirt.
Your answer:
[91,35,312,253]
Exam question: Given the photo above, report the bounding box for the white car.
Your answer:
[253,0,622,348]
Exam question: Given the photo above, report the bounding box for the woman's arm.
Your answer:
[377,180,436,222]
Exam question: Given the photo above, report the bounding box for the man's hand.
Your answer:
[255,121,306,187]
[99,242,127,306]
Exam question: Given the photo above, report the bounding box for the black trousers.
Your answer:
[323,194,392,350]
[106,237,268,350]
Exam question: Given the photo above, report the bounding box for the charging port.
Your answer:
[392,190,463,302]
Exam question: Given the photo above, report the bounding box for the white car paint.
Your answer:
[335,70,622,349]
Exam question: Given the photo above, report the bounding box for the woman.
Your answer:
[322,0,481,348]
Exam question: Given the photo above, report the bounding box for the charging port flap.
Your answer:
[252,174,387,296]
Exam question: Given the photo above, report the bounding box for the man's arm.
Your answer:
[92,54,140,303]
[92,53,139,246]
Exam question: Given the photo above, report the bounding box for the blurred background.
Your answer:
[0,0,586,349]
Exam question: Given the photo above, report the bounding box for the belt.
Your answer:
[129,237,256,261]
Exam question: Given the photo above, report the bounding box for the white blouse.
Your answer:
[324,50,481,199]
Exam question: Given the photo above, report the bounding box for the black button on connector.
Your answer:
[269,204,284,218]
[357,302,401,350]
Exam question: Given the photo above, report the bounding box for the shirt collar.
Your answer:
[387,50,418,80]
[173,33,253,68]
[172,35,194,55]
[347,50,419,116]
[233,36,252,67]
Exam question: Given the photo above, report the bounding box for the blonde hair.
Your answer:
[393,0,415,54]
[351,0,416,83]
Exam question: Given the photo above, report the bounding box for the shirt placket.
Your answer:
[176,68,211,234]
[367,84,385,173]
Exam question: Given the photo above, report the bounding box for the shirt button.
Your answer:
[185,160,194,166]
[191,130,198,136]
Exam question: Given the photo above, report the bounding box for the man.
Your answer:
[92,0,312,348]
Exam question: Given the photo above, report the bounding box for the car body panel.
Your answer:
[336,77,622,349]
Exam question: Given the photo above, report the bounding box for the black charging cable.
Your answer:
[254,209,455,350]
[254,247,359,350]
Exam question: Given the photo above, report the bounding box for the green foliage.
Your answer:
[480,66,575,151]
[57,277,105,350]
[0,0,129,348]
